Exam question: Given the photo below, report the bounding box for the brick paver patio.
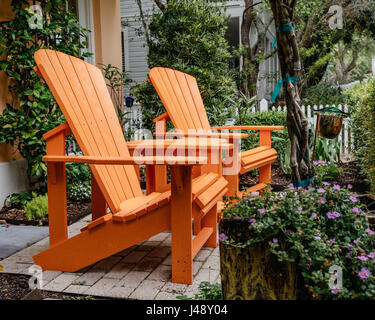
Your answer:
[0,215,221,300]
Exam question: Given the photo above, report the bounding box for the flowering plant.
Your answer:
[222,182,375,299]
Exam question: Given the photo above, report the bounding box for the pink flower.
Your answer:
[368,252,375,259]
[348,184,353,189]
[352,207,360,214]
[358,255,368,262]
[219,233,227,242]
[312,212,317,218]
[365,228,375,236]
[331,287,339,295]
[333,184,341,190]
[318,197,326,204]
[358,268,370,279]
[349,195,358,203]
[317,188,326,194]
[258,208,266,215]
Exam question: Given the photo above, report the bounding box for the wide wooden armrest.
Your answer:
[42,155,207,165]
[127,139,233,150]
[211,125,284,131]
[155,131,248,139]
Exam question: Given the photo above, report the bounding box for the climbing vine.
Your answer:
[0,0,91,190]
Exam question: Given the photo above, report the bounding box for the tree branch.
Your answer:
[153,0,166,12]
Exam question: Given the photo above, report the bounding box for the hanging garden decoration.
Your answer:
[316,106,351,139]
[312,106,352,162]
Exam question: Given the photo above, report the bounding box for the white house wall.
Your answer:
[120,0,279,102]
[0,159,28,207]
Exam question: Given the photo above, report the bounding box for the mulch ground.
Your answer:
[240,160,370,193]
[0,273,96,300]
[0,202,91,226]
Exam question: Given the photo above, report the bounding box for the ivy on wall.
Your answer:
[0,0,91,190]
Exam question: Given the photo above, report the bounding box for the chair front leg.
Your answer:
[170,165,193,284]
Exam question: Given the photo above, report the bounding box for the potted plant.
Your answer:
[219,162,375,300]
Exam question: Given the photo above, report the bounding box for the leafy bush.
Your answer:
[24,194,48,221]
[222,168,375,299]
[131,0,236,130]
[236,110,288,163]
[301,80,346,107]
[68,182,91,202]
[177,281,222,300]
[0,0,91,190]
[345,77,375,192]
[66,163,91,186]
[4,191,32,208]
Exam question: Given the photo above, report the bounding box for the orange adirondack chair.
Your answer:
[149,67,284,199]
[32,49,230,284]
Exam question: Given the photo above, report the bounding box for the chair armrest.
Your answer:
[154,131,248,139]
[211,125,284,131]
[153,112,170,123]
[127,138,233,151]
[42,155,207,165]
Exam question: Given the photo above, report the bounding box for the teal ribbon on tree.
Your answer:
[272,21,295,48]
[271,76,298,103]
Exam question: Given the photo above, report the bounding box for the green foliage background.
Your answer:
[345,77,375,192]
[131,0,237,131]
[0,0,90,191]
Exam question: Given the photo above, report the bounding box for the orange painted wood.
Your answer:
[241,149,277,167]
[42,155,207,165]
[42,122,72,140]
[171,166,193,284]
[153,112,170,123]
[192,172,218,198]
[34,50,228,284]
[46,131,68,247]
[200,187,228,216]
[212,125,284,131]
[192,227,213,258]
[201,204,218,248]
[146,165,156,194]
[33,206,171,272]
[87,214,112,230]
[260,130,272,148]
[241,156,277,174]
[149,66,281,198]
[259,164,272,185]
[196,177,228,209]
[239,183,268,198]
[91,175,108,221]
[161,131,248,139]
[127,139,233,151]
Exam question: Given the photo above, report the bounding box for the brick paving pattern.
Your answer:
[0,215,221,300]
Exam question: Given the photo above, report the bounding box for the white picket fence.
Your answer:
[125,99,354,157]
[266,100,354,156]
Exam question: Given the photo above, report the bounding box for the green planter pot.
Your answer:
[219,217,298,300]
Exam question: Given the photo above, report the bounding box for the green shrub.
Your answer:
[345,77,375,192]
[131,0,236,130]
[66,163,91,185]
[236,110,288,162]
[177,281,222,300]
[24,194,48,221]
[0,0,91,191]
[301,80,346,106]
[4,191,32,208]
[68,182,91,202]
[222,173,375,299]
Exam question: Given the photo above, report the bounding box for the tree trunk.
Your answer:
[269,0,312,183]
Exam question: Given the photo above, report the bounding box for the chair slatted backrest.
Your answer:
[35,49,143,213]
[149,67,212,132]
